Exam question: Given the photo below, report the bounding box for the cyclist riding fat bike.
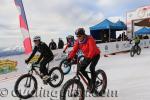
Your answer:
[25,36,54,81]
[67,28,101,92]
[63,37,82,64]
[133,36,140,49]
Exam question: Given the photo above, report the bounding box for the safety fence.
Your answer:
[96,39,150,55]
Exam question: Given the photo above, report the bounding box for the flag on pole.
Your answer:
[14,0,32,54]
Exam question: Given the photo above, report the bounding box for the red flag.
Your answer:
[14,0,32,54]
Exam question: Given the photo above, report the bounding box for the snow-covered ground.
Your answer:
[0,47,150,100]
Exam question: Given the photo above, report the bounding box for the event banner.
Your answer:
[127,5,150,25]
[14,0,32,54]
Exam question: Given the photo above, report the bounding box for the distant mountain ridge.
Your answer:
[0,46,24,57]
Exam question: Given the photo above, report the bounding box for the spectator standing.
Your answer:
[49,39,57,50]
[58,38,64,49]
[117,34,122,41]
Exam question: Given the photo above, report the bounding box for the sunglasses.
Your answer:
[33,40,39,42]
[76,35,82,37]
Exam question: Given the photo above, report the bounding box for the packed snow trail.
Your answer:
[0,48,150,100]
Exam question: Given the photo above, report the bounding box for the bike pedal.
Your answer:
[43,80,48,85]
[42,77,50,85]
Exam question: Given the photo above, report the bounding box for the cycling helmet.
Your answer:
[75,28,85,35]
[33,36,41,41]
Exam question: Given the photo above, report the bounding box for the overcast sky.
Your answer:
[0,0,150,48]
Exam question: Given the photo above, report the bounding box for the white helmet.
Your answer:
[33,36,41,41]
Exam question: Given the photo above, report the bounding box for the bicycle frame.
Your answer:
[28,64,58,82]
[131,45,140,53]
[74,69,91,87]
[28,65,38,75]
[67,69,91,98]
[27,64,43,82]
[28,62,50,77]
[24,65,41,87]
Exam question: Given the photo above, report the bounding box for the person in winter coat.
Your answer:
[25,36,54,81]
[58,38,64,49]
[67,28,101,93]
[49,39,57,50]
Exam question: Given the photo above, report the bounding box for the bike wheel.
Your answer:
[78,55,84,63]
[59,59,71,75]
[94,69,107,96]
[60,79,85,100]
[130,47,135,57]
[14,74,37,99]
[48,67,64,88]
[137,47,141,55]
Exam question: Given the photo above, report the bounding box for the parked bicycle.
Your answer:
[14,62,64,99]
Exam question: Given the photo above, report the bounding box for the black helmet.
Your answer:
[75,28,85,35]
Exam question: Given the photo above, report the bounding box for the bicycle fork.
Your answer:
[25,71,33,88]
[25,76,32,88]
